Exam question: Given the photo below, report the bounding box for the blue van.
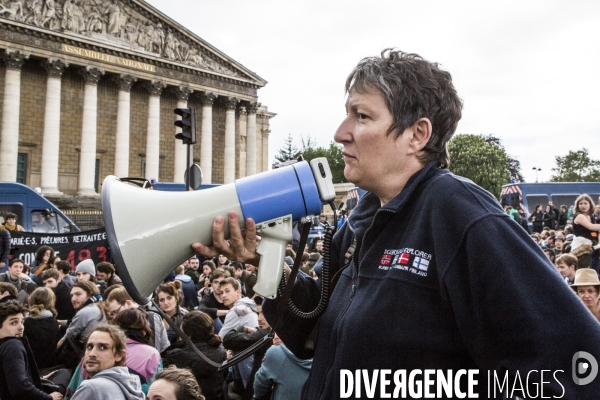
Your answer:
[0,182,79,233]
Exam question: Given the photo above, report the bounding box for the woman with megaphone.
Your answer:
[192,49,600,400]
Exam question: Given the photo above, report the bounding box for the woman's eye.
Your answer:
[358,113,368,120]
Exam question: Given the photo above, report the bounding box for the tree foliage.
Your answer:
[273,133,300,163]
[480,134,524,182]
[448,134,510,196]
[550,148,600,182]
[274,135,347,183]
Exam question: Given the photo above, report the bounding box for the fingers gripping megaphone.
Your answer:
[101,158,335,305]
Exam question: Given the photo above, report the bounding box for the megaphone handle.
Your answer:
[253,215,294,299]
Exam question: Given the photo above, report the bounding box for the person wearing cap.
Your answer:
[571,268,600,322]
[75,259,106,295]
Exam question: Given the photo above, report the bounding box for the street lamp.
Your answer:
[532,167,541,183]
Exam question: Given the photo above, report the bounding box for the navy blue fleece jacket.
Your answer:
[264,161,600,399]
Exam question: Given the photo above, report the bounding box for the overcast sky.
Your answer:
[146,0,600,184]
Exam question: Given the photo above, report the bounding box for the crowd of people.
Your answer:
[0,240,322,400]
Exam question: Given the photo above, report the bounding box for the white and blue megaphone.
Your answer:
[101,158,335,305]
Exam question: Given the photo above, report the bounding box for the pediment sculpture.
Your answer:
[0,0,242,77]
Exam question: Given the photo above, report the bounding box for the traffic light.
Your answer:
[174,107,196,145]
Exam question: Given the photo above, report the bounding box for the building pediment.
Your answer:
[0,0,266,88]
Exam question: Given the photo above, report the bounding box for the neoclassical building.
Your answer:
[0,0,274,197]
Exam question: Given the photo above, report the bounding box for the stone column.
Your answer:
[40,59,68,195]
[262,128,270,172]
[0,50,28,182]
[223,97,238,184]
[173,86,193,183]
[77,66,104,195]
[144,80,165,181]
[237,105,247,179]
[246,102,259,176]
[199,92,215,183]
[113,74,136,178]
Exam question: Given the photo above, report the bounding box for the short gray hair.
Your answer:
[346,49,463,168]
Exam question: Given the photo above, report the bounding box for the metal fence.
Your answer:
[63,210,105,231]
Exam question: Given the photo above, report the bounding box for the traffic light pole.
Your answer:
[186,143,193,191]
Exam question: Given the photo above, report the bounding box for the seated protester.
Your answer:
[242,263,258,299]
[67,309,161,397]
[41,267,76,323]
[0,302,63,400]
[155,281,188,346]
[147,365,204,400]
[185,256,201,286]
[218,278,258,394]
[163,311,227,400]
[75,259,107,296]
[571,268,600,322]
[56,282,107,367]
[104,286,170,353]
[215,254,231,269]
[198,269,230,329]
[174,265,199,310]
[556,254,578,285]
[0,224,9,274]
[253,334,313,400]
[198,260,216,294]
[30,246,55,281]
[0,258,37,304]
[70,325,145,400]
[543,248,556,263]
[56,261,76,288]
[555,234,566,254]
[24,287,61,371]
[95,262,122,288]
[0,282,18,304]
[222,296,271,400]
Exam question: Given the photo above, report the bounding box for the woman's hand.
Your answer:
[192,212,261,265]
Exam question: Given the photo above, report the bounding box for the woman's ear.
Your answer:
[411,118,432,151]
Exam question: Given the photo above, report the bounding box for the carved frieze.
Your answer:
[2,49,28,69]
[0,0,244,78]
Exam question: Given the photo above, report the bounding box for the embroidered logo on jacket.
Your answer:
[379,248,432,277]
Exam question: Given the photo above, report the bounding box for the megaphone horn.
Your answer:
[102,158,335,305]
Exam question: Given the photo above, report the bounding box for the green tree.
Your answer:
[274,134,347,183]
[550,148,600,182]
[302,142,347,183]
[481,134,524,182]
[273,133,300,164]
[448,134,510,196]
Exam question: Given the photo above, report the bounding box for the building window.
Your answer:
[16,153,27,184]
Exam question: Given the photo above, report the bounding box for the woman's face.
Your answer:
[202,265,212,276]
[545,205,551,212]
[578,200,591,214]
[334,89,417,196]
[157,291,177,314]
[43,250,52,262]
[76,271,92,282]
[576,286,599,309]
[536,205,542,212]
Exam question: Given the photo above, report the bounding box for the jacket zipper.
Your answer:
[316,209,394,399]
